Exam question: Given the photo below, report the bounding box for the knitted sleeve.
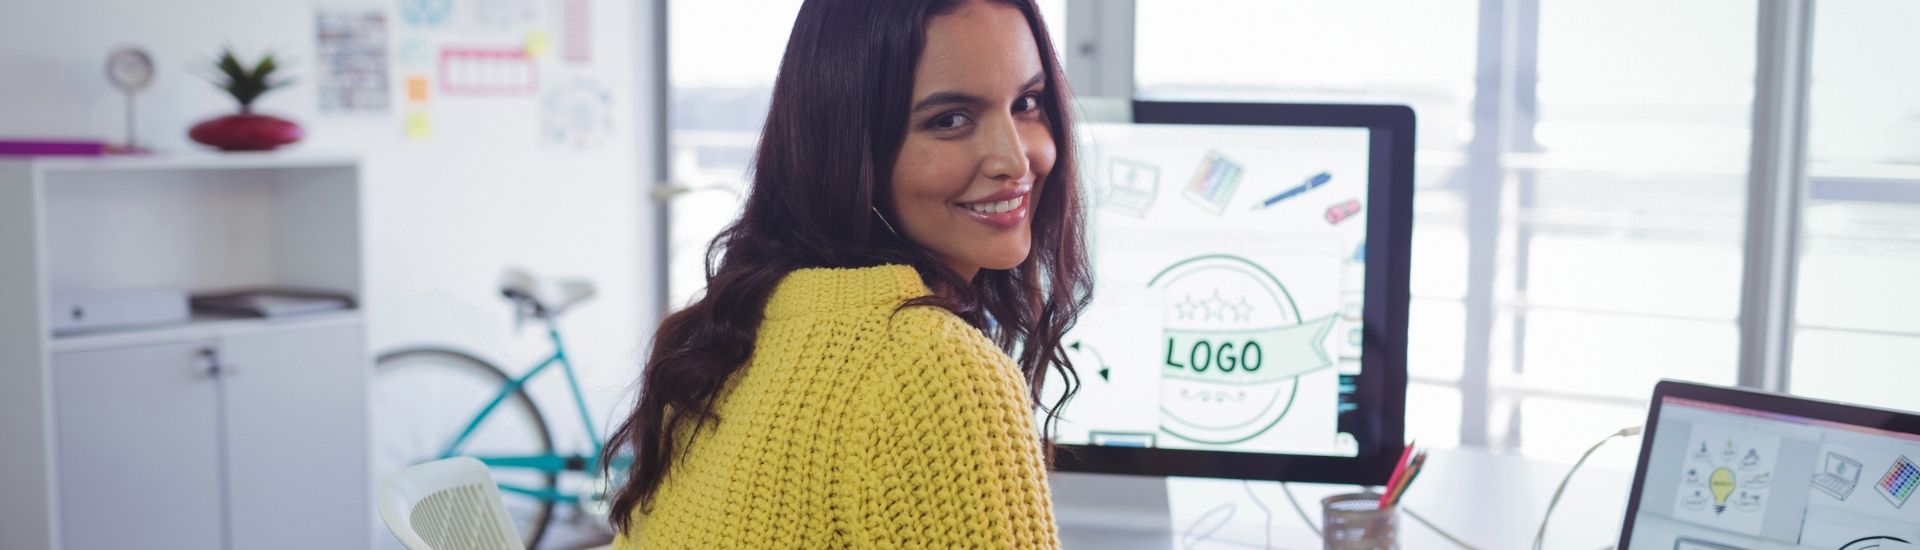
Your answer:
[842,307,1060,549]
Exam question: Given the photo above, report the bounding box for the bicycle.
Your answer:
[371,268,630,549]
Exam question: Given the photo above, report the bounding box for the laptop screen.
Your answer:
[1626,396,1920,549]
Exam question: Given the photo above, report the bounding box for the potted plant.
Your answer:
[188,48,302,151]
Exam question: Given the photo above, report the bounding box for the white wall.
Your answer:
[0,0,659,513]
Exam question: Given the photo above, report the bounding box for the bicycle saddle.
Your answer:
[499,267,597,319]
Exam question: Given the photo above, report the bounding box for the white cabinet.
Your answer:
[0,153,371,550]
[52,318,368,550]
[52,340,226,550]
[220,323,368,550]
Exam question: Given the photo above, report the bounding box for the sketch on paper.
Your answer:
[439,47,537,96]
[561,0,592,63]
[541,78,613,149]
[398,0,452,27]
[315,10,392,114]
[1673,428,1779,536]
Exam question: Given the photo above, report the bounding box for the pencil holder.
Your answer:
[1321,492,1398,550]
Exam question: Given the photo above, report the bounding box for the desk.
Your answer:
[1055,446,1636,549]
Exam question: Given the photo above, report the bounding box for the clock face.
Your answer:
[106,48,154,91]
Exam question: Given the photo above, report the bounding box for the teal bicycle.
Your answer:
[372,268,629,549]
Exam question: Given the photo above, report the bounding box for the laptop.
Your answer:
[1814,452,1864,500]
[1618,380,1920,549]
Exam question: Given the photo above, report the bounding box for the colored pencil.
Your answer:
[1379,440,1416,507]
[1385,450,1427,507]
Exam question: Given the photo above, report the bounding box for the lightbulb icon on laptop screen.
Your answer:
[1709,467,1736,514]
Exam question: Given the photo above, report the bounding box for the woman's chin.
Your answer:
[978,249,1032,272]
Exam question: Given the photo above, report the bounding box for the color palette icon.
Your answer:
[1879,455,1917,509]
[1183,150,1243,216]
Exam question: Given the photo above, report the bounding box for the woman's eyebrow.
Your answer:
[1018,71,1045,92]
[910,72,1048,115]
[911,91,982,115]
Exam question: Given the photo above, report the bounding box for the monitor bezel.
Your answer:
[1050,101,1413,487]
[1616,380,1920,548]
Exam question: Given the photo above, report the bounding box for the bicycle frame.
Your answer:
[433,321,620,503]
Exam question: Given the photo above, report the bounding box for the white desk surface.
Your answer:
[1057,445,1637,550]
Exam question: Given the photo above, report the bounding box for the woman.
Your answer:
[602,0,1090,547]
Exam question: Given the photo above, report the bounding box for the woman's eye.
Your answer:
[931,113,971,130]
[1014,94,1041,113]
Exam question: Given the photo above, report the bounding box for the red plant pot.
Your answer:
[189,111,303,151]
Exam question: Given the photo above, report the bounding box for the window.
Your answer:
[1137,0,1479,450]
[1136,0,1758,464]
[1789,0,1920,412]
[1496,0,1753,462]
[657,1,1912,466]
[665,0,1067,308]
[665,0,805,308]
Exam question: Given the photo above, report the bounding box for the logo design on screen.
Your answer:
[1150,255,1335,444]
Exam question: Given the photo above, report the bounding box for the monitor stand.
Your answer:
[1049,471,1173,548]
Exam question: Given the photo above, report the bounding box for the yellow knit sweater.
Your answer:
[614,264,1059,549]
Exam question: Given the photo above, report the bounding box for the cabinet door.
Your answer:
[54,340,226,550]
[219,323,370,550]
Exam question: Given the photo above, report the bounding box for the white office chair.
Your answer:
[378,457,525,550]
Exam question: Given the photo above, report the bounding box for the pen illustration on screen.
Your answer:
[1253,171,1332,210]
[1150,254,1336,445]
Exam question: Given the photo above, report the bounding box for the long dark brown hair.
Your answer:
[602,0,1089,532]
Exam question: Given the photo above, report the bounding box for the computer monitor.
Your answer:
[1042,101,1413,487]
[1618,381,1920,549]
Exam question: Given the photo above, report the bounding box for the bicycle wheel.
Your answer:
[372,347,556,549]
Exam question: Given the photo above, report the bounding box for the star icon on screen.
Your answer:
[1175,294,1199,320]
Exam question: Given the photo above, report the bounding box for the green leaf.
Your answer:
[252,54,277,80]
[217,49,246,81]
[208,47,292,109]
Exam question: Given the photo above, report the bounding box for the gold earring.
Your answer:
[872,206,902,238]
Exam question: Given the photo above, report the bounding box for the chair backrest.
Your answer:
[377,457,524,550]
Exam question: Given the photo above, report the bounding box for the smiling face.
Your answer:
[888,0,1057,281]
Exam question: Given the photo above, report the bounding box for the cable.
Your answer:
[1240,480,1275,549]
[1181,501,1237,549]
[1275,425,1641,550]
[1277,481,1321,537]
[1532,425,1643,550]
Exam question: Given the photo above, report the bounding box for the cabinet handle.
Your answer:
[197,348,221,378]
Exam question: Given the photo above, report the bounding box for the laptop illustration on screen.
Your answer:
[1814,451,1864,500]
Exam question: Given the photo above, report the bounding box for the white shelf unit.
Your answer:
[0,153,372,550]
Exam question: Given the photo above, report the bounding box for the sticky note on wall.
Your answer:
[406,75,429,103]
[404,111,431,140]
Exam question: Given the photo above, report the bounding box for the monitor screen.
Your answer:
[1626,396,1920,549]
[1040,102,1411,485]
